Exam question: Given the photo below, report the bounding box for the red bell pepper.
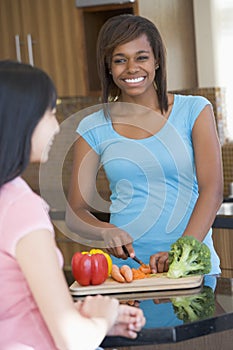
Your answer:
[71,252,108,286]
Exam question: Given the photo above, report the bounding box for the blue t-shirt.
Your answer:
[77,95,220,274]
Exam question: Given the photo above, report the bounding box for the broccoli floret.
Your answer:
[167,236,211,278]
[171,286,215,323]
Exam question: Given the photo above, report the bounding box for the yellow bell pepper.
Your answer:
[82,249,112,276]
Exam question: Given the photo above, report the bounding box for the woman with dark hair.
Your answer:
[66,15,223,275]
[0,60,145,350]
[97,14,168,114]
[0,60,57,186]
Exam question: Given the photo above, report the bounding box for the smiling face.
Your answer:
[110,34,157,101]
[30,108,60,163]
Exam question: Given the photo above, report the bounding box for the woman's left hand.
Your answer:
[149,252,169,273]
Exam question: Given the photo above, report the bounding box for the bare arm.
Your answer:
[182,104,223,239]
[65,136,135,258]
[150,104,223,272]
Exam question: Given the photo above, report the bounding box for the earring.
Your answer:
[109,71,112,75]
[155,64,159,70]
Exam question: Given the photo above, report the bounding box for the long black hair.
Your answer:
[0,60,57,187]
[97,14,168,115]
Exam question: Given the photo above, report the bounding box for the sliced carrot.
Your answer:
[139,264,151,274]
[132,264,152,280]
[132,268,147,280]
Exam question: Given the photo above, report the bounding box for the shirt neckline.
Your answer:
[108,94,177,142]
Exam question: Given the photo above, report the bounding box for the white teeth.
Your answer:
[124,77,144,83]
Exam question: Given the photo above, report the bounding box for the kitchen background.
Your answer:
[1,0,233,280]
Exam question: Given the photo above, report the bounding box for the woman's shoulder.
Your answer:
[0,177,48,215]
[78,108,106,127]
[1,177,31,204]
[174,94,211,107]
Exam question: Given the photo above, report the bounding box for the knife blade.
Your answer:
[122,245,145,266]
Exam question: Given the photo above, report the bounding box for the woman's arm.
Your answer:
[150,104,223,273]
[66,136,135,258]
[182,104,223,239]
[15,229,119,350]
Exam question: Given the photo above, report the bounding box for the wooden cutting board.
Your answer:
[69,273,203,296]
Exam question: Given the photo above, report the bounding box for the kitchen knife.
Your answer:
[122,245,145,266]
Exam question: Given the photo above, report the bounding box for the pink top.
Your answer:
[0,177,63,349]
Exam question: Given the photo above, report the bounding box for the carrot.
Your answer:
[120,265,133,283]
[132,268,147,280]
[139,264,151,274]
[111,264,125,283]
[132,265,152,280]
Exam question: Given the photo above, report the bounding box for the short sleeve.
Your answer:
[188,96,211,130]
[76,110,109,155]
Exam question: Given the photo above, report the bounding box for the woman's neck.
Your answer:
[118,85,160,110]
[117,90,174,119]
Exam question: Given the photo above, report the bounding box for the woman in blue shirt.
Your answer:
[66,15,223,275]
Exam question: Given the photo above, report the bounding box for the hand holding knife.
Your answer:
[122,245,145,266]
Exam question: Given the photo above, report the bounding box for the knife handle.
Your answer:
[122,245,130,257]
[122,245,144,266]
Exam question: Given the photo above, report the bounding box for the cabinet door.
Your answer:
[213,228,233,273]
[0,0,24,61]
[21,0,87,97]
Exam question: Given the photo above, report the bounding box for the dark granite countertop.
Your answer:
[98,276,233,348]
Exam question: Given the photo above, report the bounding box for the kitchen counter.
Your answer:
[213,202,233,229]
[93,275,233,349]
[50,201,233,229]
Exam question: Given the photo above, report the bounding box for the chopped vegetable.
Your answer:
[167,236,211,278]
[132,265,151,280]
[171,286,215,322]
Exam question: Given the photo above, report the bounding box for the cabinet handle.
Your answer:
[27,34,34,66]
[15,35,22,62]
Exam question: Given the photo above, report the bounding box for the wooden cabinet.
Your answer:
[213,228,233,277]
[77,1,139,95]
[138,0,197,91]
[0,0,87,97]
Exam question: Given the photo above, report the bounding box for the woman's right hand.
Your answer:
[76,295,119,333]
[101,225,135,259]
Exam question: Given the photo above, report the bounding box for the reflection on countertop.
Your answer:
[99,276,233,348]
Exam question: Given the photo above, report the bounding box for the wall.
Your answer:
[139,0,197,91]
